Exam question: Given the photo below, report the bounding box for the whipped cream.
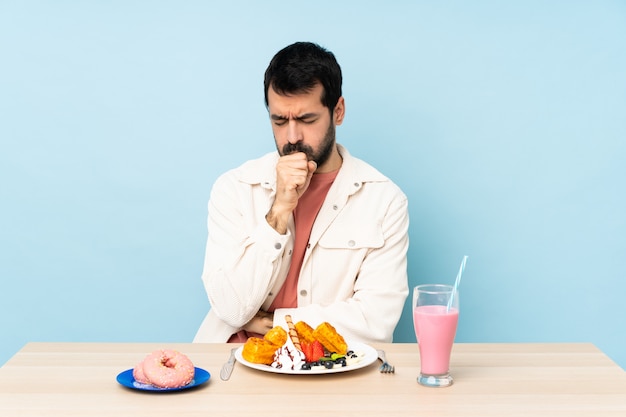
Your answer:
[270,337,305,371]
[345,350,364,366]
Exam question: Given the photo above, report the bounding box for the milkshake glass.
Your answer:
[413,284,459,387]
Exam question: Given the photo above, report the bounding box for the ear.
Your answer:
[333,97,345,126]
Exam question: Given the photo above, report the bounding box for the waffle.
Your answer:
[241,326,287,365]
[312,322,348,355]
[241,337,278,365]
[294,321,316,344]
[264,325,288,347]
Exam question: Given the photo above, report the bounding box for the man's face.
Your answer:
[267,83,344,167]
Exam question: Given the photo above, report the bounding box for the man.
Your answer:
[194,42,409,344]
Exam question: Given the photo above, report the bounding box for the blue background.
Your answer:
[2,1,625,369]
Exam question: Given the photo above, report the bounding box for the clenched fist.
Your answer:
[266,152,317,234]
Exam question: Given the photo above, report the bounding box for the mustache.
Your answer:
[282,142,314,158]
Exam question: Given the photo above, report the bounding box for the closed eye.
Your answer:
[270,113,320,126]
[296,112,319,124]
[299,116,318,124]
[271,115,288,126]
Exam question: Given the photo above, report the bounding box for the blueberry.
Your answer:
[323,361,334,369]
[301,363,311,371]
[347,350,354,356]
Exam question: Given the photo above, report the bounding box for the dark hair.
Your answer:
[264,42,343,112]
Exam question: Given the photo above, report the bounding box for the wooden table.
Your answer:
[1,342,625,416]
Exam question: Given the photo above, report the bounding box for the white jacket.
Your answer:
[194,144,409,343]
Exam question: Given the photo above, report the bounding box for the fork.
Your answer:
[377,349,394,373]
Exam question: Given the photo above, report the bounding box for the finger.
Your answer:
[298,160,317,194]
[256,310,271,319]
[280,152,308,166]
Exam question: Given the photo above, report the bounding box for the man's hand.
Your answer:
[266,152,317,234]
[242,310,274,335]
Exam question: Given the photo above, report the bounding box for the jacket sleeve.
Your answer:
[200,172,290,329]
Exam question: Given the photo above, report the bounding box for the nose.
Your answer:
[287,120,302,144]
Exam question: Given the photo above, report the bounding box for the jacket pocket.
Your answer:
[318,222,384,250]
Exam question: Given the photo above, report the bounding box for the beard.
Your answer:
[279,122,336,167]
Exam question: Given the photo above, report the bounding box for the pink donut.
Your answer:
[132,361,150,384]
[140,349,195,388]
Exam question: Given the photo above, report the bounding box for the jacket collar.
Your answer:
[237,143,389,191]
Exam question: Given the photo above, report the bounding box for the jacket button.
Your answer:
[348,240,355,247]
[300,290,308,297]
[274,242,282,249]
[332,204,338,210]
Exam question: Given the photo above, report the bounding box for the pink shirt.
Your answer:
[228,170,338,343]
[269,169,338,310]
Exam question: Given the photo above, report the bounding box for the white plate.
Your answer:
[234,341,377,375]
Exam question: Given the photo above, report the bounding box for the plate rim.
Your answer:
[234,340,377,375]
[116,366,211,392]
